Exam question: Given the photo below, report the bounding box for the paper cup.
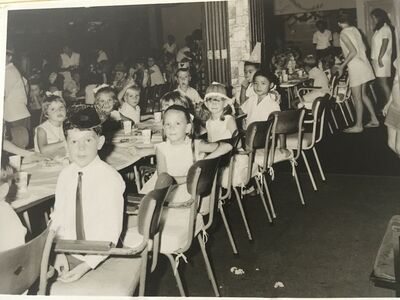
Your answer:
[123,121,132,135]
[15,172,28,192]
[142,129,152,144]
[9,155,21,171]
[282,74,289,82]
[154,112,162,123]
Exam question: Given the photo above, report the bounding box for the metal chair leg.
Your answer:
[312,147,326,181]
[292,163,305,205]
[254,177,273,223]
[166,254,186,296]
[302,151,317,191]
[197,235,220,297]
[330,109,339,130]
[218,201,238,254]
[262,175,276,218]
[344,100,354,122]
[339,103,349,126]
[232,187,253,240]
[138,248,148,296]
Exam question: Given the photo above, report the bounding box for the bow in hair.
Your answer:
[45,90,63,98]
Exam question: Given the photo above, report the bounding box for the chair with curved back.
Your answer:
[216,130,245,254]
[233,117,277,224]
[257,109,306,218]
[286,94,330,191]
[48,176,174,296]
[158,156,222,297]
[0,224,55,295]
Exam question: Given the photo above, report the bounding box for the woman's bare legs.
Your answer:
[387,127,400,157]
[361,82,379,127]
[377,77,392,106]
[344,85,364,132]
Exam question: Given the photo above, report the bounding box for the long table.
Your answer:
[10,120,163,225]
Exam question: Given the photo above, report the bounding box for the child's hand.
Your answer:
[382,102,390,117]
[54,253,69,277]
[57,262,91,283]
[241,79,250,88]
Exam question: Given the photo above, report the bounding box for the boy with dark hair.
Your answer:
[51,105,125,282]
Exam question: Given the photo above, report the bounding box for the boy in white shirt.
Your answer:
[313,20,332,60]
[240,70,281,128]
[174,68,203,106]
[51,105,125,282]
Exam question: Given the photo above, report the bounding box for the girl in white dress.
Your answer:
[370,8,394,107]
[204,82,237,142]
[34,95,67,158]
[337,13,379,133]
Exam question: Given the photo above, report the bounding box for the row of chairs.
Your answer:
[219,95,330,254]
[0,94,332,297]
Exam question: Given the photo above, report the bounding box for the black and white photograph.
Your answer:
[0,0,399,297]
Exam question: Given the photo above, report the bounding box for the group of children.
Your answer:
[2,45,337,286]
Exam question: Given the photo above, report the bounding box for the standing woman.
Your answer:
[370,8,394,109]
[337,13,379,133]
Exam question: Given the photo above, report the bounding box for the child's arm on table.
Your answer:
[36,128,66,157]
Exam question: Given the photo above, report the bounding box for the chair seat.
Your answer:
[286,132,313,149]
[372,215,400,282]
[122,226,145,249]
[49,256,142,296]
[254,148,293,167]
[159,208,204,254]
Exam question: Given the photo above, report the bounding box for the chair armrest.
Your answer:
[127,194,144,204]
[54,239,145,256]
[235,149,251,155]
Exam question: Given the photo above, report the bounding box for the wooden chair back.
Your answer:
[138,173,174,239]
[0,225,55,295]
[271,109,306,161]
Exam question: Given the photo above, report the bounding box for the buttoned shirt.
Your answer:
[241,93,281,127]
[51,156,125,268]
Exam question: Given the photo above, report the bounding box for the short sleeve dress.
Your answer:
[340,26,375,87]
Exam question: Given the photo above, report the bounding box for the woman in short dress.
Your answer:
[337,13,379,133]
[370,8,394,108]
[384,58,400,156]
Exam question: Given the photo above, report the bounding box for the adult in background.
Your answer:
[370,8,394,109]
[313,20,332,60]
[4,45,31,148]
[337,12,379,133]
[58,44,80,90]
[163,34,177,59]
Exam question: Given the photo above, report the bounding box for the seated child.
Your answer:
[93,84,121,132]
[147,56,165,87]
[0,167,26,251]
[240,70,281,128]
[239,61,260,104]
[117,84,152,124]
[112,62,128,93]
[204,82,236,142]
[160,90,194,114]
[34,95,67,158]
[50,105,125,282]
[140,105,231,192]
[174,68,203,107]
[29,79,45,129]
[298,55,330,110]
